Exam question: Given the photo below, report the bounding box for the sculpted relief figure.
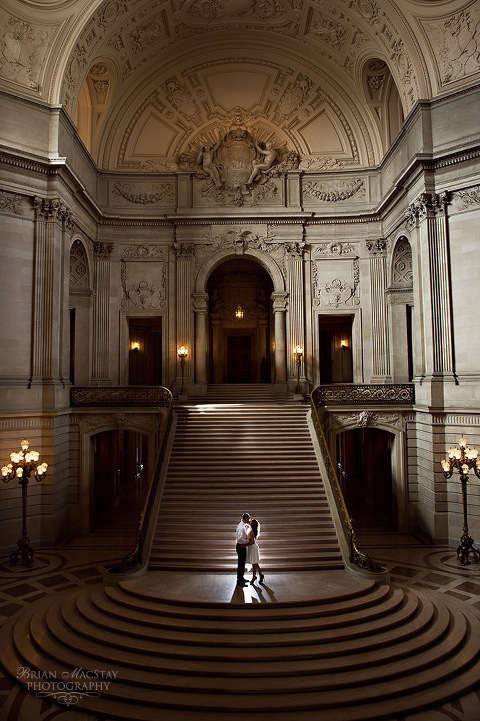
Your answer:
[196,138,222,189]
[247,141,278,186]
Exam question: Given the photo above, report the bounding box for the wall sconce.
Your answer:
[235,305,244,320]
[177,346,188,395]
[441,435,480,565]
[340,339,348,350]
[2,439,48,567]
[131,341,140,351]
[293,345,303,394]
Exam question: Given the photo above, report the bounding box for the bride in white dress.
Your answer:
[246,519,265,585]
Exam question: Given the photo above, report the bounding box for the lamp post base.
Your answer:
[10,534,34,567]
[457,531,480,566]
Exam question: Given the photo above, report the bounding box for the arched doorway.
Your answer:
[207,258,273,383]
[336,427,396,529]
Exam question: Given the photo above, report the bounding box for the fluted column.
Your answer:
[193,292,208,385]
[91,243,113,385]
[174,243,194,388]
[407,192,455,380]
[31,197,73,384]
[286,243,305,383]
[272,292,288,383]
[367,239,391,382]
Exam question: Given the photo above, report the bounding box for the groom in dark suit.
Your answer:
[235,512,251,586]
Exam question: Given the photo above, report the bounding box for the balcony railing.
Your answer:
[312,383,414,406]
[71,386,172,408]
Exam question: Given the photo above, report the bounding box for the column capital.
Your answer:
[271,291,288,312]
[366,238,387,257]
[192,292,208,313]
[93,242,114,259]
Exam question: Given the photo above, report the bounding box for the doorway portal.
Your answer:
[128,317,162,385]
[91,429,148,528]
[336,428,395,528]
[319,315,353,383]
[208,258,273,383]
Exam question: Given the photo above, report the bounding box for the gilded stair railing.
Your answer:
[310,388,385,574]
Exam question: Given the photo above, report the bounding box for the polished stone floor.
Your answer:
[1,496,480,720]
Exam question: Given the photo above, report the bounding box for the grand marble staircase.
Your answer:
[1,385,479,720]
[149,386,343,572]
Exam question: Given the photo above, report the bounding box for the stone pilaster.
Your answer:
[272,291,288,383]
[193,292,208,386]
[31,197,74,387]
[407,192,455,385]
[367,239,391,383]
[91,242,113,385]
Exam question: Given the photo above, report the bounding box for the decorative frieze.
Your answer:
[329,410,403,431]
[312,258,360,308]
[451,185,480,211]
[0,190,24,215]
[122,245,167,259]
[303,179,365,203]
[422,7,480,86]
[314,242,356,256]
[120,260,167,309]
[113,183,175,204]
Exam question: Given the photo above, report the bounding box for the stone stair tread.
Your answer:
[17,597,479,710]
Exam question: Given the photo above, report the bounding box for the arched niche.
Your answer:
[387,236,414,383]
[69,238,93,386]
[74,62,115,157]
[362,58,404,153]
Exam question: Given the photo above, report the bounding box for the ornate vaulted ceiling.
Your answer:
[2,0,479,170]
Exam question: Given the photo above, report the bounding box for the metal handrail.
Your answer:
[310,389,385,573]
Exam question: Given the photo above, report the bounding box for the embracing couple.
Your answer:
[235,512,265,587]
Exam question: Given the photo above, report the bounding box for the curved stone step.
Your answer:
[2,579,479,721]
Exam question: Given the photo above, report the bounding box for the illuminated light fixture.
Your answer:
[340,339,348,350]
[177,346,188,395]
[2,440,48,567]
[441,436,480,566]
[293,345,303,395]
[235,305,244,320]
[131,341,140,351]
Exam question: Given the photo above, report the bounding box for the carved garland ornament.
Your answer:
[113,183,174,204]
[303,179,365,203]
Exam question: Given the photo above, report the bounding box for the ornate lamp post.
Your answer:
[441,436,480,566]
[177,345,188,395]
[293,345,303,395]
[2,440,48,567]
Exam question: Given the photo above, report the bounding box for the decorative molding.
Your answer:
[93,242,114,259]
[113,183,175,204]
[0,189,23,214]
[33,196,74,227]
[314,242,356,256]
[312,257,360,308]
[328,410,403,431]
[120,259,167,309]
[0,11,57,91]
[366,238,386,256]
[423,7,480,87]
[451,185,480,210]
[122,245,167,259]
[303,179,365,203]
